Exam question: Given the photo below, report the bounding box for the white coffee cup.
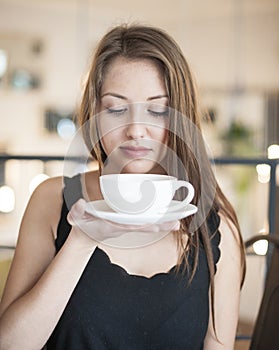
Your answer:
[99,174,194,215]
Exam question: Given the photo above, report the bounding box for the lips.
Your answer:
[120,145,152,158]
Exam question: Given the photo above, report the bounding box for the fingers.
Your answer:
[67,198,181,247]
[148,220,180,233]
[163,220,180,231]
[104,220,181,233]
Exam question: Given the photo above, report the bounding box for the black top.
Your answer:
[46,174,221,350]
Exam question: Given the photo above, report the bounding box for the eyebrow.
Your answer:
[101,93,168,101]
[147,95,168,101]
[101,92,128,100]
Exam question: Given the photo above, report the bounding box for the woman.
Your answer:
[0,24,245,350]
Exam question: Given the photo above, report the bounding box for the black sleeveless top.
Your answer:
[46,174,221,350]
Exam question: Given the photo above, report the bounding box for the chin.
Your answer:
[121,159,165,174]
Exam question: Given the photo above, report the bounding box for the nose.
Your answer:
[125,121,147,139]
[125,106,147,139]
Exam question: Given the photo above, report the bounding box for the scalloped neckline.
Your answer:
[95,247,179,280]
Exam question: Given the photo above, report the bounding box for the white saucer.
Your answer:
[85,200,198,225]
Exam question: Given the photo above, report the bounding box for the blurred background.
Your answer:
[0,0,278,348]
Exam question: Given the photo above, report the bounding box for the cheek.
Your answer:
[153,127,169,144]
[151,118,169,144]
[100,129,123,155]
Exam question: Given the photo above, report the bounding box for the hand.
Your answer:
[67,199,180,248]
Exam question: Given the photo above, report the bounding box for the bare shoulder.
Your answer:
[30,175,63,201]
[218,210,242,247]
[217,210,243,279]
[22,176,64,238]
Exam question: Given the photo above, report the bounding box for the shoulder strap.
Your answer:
[55,174,83,251]
[63,173,83,210]
[206,209,221,268]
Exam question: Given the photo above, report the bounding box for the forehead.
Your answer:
[104,56,162,76]
[101,57,166,98]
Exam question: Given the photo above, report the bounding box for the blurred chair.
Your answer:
[238,234,279,350]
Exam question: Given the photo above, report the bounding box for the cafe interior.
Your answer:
[0,0,278,349]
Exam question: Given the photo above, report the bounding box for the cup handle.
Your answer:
[168,181,195,212]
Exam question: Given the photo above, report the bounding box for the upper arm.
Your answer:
[204,215,243,350]
[0,176,63,316]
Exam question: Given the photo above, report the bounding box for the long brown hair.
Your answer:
[78,23,245,337]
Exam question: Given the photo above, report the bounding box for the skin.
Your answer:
[0,57,241,350]
[98,57,169,175]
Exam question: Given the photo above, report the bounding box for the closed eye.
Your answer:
[147,109,169,117]
[106,107,128,116]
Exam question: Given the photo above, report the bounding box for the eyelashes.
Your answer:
[106,107,128,116]
[106,107,169,118]
[147,109,169,117]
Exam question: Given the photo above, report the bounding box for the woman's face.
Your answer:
[98,57,169,174]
